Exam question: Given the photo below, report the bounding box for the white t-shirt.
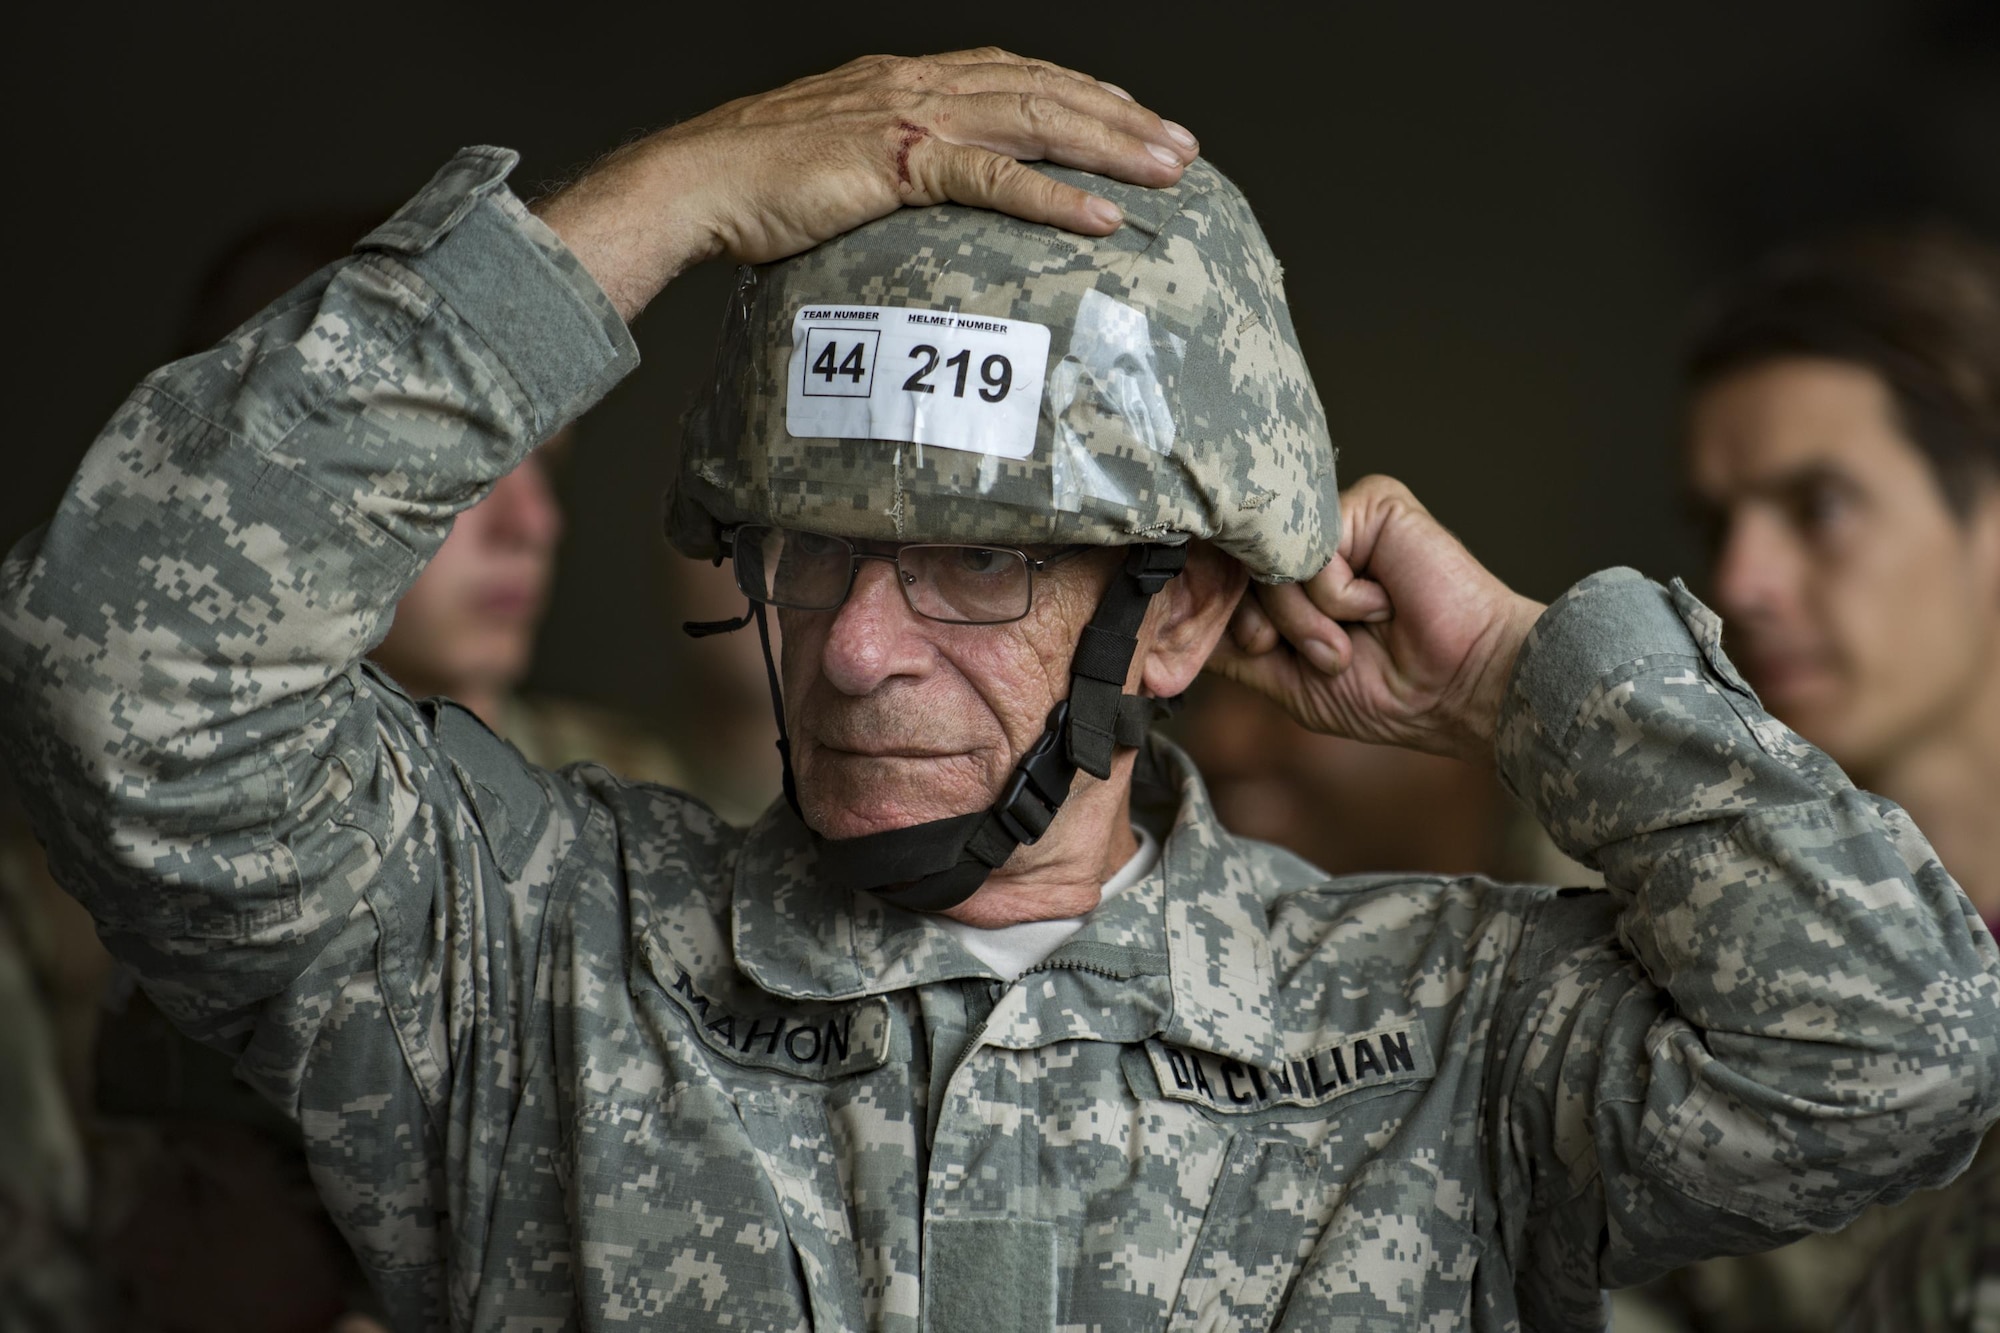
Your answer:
[933,825,1160,978]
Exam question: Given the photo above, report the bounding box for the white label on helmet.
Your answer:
[785,305,1051,460]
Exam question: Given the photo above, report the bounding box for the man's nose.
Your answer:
[484,458,564,550]
[1711,509,1796,625]
[818,557,933,696]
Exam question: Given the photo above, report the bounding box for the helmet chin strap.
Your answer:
[684,543,1188,914]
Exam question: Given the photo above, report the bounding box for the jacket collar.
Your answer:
[727,737,1314,1069]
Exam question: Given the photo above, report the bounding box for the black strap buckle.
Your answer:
[1125,542,1189,596]
[995,700,1077,846]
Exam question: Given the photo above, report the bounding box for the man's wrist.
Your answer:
[1458,594,1547,763]
[532,135,722,324]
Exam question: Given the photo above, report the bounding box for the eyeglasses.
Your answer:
[724,524,1090,625]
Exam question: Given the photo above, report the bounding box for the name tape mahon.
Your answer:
[660,962,890,1077]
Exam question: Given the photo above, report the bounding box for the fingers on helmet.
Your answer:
[909,140,1122,234]
[912,89,1184,190]
[1301,558,1393,624]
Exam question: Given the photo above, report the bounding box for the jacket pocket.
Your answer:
[1169,1132,1318,1332]
[1280,1154,1483,1328]
[738,1089,867,1331]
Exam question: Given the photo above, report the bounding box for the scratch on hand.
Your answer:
[894,121,930,188]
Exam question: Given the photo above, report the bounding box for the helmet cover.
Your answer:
[671,159,1340,585]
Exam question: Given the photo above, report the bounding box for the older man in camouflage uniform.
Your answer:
[3,49,1999,1333]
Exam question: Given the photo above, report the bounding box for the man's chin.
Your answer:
[796,751,995,840]
[800,781,993,842]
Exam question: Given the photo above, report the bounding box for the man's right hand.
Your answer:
[1207,475,1547,765]
[533,49,1197,322]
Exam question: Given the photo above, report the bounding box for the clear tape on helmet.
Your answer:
[1049,289,1185,514]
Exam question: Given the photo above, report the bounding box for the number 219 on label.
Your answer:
[902,345,1013,402]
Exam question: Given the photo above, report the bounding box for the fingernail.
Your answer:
[1087,197,1123,229]
[1163,121,1198,152]
[1098,80,1135,101]
[1146,141,1180,168]
[1303,639,1340,674]
[1364,609,1391,624]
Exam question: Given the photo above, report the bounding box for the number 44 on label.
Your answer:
[812,340,870,386]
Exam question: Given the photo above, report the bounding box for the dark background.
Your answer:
[14,3,1997,745]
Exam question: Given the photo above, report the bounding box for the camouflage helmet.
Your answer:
[669,159,1339,584]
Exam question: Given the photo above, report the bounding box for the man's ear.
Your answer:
[1136,542,1250,699]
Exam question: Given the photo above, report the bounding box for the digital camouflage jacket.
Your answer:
[3,149,1998,1333]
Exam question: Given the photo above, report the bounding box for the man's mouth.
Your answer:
[476,580,542,618]
[1739,650,1834,703]
[817,742,961,761]
[828,740,952,752]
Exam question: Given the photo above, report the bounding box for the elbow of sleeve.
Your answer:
[1649,1007,2000,1233]
[1954,1009,2000,1145]
[49,724,380,995]
[1816,1011,2000,1205]
[1891,945,2000,1171]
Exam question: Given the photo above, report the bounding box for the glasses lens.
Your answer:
[733,526,853,609]
[899,545,1031,623]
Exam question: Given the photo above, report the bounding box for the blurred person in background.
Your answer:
[367,421,699,790]
[1614,224,2000,1333]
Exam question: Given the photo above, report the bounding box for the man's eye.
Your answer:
[794,532,843,558]
[1794,484,1854,537]
[955,547,1012,576]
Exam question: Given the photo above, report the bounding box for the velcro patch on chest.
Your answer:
[1146,1023,1433,1113]
[655,956,892,1080]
